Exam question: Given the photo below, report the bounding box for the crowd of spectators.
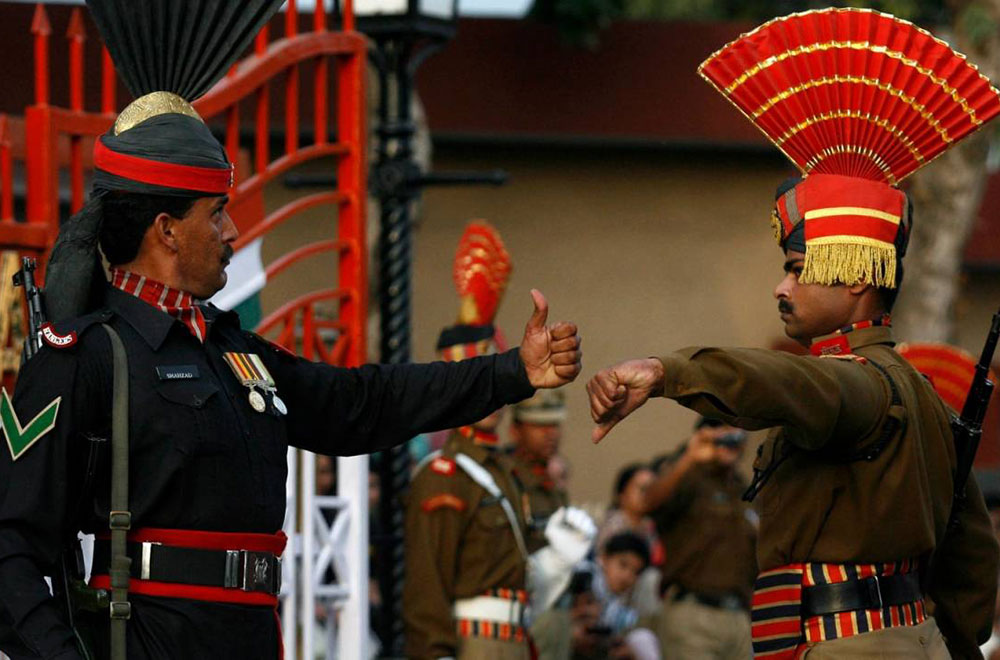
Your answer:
[531,415,758,660]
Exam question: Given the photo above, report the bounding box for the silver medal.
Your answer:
[272,394,287,416]
[248,389,266,413]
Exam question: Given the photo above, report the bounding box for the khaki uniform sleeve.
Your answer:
[403,466,471,660]
[659,347,889,451]
[928,477,999,659]
[651,466,697,530]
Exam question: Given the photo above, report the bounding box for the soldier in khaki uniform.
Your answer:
[404,223,594,659]
[587,9,1000,659]
[404,420,532,660]
[647,418,757,659]
[510,389,570,550]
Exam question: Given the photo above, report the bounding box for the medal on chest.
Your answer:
[222,352,286,415]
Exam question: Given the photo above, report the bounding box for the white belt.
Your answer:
[453,595,525,624]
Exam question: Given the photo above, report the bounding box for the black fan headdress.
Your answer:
[45,0,283,322]
[87,0,284,197]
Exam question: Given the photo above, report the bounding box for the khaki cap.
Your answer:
[513,389,566,425]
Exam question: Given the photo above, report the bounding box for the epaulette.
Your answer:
[818,353,868,364]
[39,308,114,351]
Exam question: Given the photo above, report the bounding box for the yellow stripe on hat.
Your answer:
[804,206,901,224]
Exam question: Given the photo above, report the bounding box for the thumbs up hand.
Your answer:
[519,289,581,389]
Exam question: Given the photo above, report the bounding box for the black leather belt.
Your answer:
[802,573,921,617]
[93,540,281,595]
[674,586,749,612]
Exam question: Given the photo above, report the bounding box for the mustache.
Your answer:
[778,300,794,314]
[222,245,234,262]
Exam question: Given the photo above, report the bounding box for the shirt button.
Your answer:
[193,396,202,406]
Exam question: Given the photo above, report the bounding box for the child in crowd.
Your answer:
[570,532,661,660]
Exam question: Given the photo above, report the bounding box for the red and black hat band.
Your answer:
[92,114,232,197]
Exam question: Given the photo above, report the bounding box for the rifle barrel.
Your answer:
[978,310,1000,367]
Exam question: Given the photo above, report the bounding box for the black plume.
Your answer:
[85,0,284,102]
[45,198,107,323]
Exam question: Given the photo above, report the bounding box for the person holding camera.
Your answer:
[644,417,757,660]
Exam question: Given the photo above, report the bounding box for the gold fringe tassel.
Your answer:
[801,239,897,288]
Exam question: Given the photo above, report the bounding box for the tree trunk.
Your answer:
[893,3,1000,342]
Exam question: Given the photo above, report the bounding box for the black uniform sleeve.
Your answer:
[0,332,110,660]
[251,338,535,455]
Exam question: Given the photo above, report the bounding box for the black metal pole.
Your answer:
[372,37,417,658]
[366,29,501,656]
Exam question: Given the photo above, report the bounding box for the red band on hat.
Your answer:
[806,216,900,244]
[94,138,233,194]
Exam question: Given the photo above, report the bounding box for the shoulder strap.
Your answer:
[746,358,906,501]
[453,453,528,560]
[841,358,905,462]
[101,324,130,660]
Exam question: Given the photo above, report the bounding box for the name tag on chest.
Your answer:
[156,365,200,381]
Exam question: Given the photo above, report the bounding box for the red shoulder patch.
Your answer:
[40,323,77,349]
[421,494,466,513]
[431,457,456,476]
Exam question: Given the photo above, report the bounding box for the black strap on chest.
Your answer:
[743,358,904,502]
[838,359,904,463]
[101,323,131,660]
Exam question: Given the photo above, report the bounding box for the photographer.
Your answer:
[644,417,757,660]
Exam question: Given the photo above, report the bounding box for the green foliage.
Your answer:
[957,3,999,49]
[528,0,626,48]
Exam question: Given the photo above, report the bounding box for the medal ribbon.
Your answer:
[222,352,280,413]
[222,352,275,387]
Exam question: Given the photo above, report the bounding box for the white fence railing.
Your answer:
[283,449,371,660]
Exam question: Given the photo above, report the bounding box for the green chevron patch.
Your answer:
[1,388,60,461]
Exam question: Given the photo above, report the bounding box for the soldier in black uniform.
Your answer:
[0,3,583,658]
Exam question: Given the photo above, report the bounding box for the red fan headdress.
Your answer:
[436,221,513,362]
[699,8,1000,288]
[896,342,995,412]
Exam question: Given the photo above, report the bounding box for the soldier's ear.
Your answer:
[153,212,180,252]
[847,280,872,297]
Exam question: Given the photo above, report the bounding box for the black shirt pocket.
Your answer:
[154,380,227,456]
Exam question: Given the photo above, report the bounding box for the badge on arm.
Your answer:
[1,388,60,461]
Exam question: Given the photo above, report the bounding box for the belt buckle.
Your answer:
[225,550,279,594]
[865,575,883,610]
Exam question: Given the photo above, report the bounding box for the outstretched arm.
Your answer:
[267,290,582,455]
[588,347,887,449]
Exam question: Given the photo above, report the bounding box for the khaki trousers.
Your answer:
[458,635,531,660]
[800,617,949,659]
[656,595,752,660]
